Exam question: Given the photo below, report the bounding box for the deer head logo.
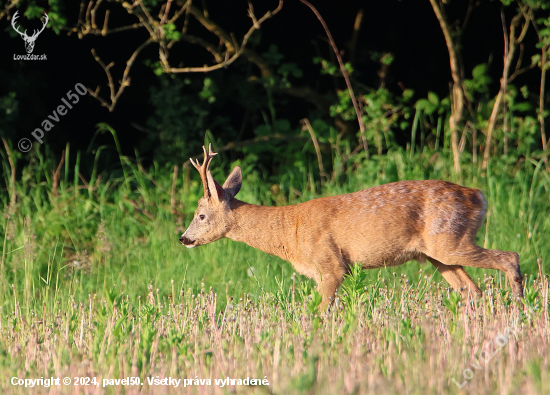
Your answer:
[11,11,49,54]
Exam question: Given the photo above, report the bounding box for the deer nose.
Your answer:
[179,235,184,243]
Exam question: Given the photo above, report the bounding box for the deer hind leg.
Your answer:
[430,246,523,298]
[428,258,482,298]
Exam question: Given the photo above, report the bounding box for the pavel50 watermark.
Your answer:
[18,83,87,152]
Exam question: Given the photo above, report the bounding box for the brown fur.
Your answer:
[180,146,524,310]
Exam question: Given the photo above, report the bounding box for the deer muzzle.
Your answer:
[179,234,196,248]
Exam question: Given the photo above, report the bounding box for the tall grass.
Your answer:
[0,141,549,393]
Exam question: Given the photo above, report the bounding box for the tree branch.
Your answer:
[88,39,153,112]
[301,118,328,186]
[349,8,364,69]
[300,0,369,158]
[482,6,530,169]
[162,2,282,75]
[73,0,144,37]
[529,10,549,153]
[0,0,21,21]
[81,0,281,109]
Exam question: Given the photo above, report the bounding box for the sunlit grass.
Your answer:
[0,144,549,393]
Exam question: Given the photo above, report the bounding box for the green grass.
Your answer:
[0,144,549,393]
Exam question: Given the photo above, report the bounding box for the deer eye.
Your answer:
[199,214,205,220]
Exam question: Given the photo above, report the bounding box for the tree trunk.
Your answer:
[429,0,464,174]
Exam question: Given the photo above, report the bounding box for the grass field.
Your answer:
[0,144,549,394]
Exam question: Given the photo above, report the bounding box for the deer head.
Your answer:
[180,144,242,248]
[11,11,48,54]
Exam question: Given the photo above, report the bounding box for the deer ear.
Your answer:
[222,166,242,199]
[206,171,224,202]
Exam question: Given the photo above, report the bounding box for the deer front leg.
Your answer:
[315,272,344,312]
[307,244,348,312]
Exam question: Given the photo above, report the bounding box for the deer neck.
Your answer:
[226,198,295,260]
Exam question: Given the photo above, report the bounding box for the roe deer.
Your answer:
[180,145,524,310]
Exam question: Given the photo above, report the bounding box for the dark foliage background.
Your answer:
[0,0,548,180]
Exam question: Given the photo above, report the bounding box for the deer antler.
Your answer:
[190,144,217,198]
[11,11,27,38]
